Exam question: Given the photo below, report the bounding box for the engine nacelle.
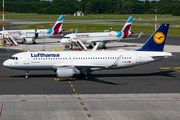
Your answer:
[56,68,80,78]
[95,42,104,49]
[23,38,33,43]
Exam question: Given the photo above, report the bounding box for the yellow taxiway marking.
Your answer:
[71,84,73,87]
[73,88,76,91]
[69,81,71,83]
[87,114,92,118]
[75,93,78,96]
[174,67,180,69]
[84,107,88,111]
[77,97,81,100]
[80,102,84,105]
[174,67,180,73]
[160,67,171,69]
[54,78,66,81]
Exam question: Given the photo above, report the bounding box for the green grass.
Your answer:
[0,12,180,20]
[1,12,180,36]
[108,21,180,24]
[18,23,180,36]
[0,22,11,25]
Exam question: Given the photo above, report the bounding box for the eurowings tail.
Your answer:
[116,16,133,38]
[137,24,169,51]
[47,15,64,35]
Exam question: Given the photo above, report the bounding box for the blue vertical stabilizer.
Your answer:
[137,24,169,51]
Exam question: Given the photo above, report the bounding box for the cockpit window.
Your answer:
[10,57,18,60]
[63,37,70,39]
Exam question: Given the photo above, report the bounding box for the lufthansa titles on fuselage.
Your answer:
[31,53,60,57]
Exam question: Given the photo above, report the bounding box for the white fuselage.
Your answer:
[3,50,172,71]
[61,31,121,45]
[0,29,52,40]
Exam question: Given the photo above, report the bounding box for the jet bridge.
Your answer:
[5,34,18,46]
[72,38,87,51]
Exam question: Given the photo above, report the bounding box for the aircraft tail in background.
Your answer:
[47,15,64,35]
[116,16,134,38]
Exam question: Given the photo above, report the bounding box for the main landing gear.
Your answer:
[84,75,89,80]
[82,69,89,80]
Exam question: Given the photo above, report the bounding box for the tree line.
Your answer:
[0,0,180,16]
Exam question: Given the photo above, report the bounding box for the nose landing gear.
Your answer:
[25,70,29,79]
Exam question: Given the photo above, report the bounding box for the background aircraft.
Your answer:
[0,15,64,45]
[3,24,171,80]
[60,16,141,49]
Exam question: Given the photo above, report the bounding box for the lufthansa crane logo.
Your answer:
[153,32,165,44]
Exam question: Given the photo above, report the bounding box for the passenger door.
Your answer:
[24,53,29,64]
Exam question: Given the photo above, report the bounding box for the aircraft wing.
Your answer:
[120,31,143,41]
[85,32,143,43]
[86,36,120,44]
[52,63,107,69]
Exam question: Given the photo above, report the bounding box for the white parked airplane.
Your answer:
[0,15,64,45]
[3,24,171,79]
[61,16,141,49]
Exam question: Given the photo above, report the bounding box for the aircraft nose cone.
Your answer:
[60,39,65,43]
[61,39,71,44]
[3,60,9,68]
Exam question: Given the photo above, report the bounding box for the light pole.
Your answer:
[3,0,5,46]
[155,9,157,30]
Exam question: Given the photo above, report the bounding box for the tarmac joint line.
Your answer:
[0,102,4,118]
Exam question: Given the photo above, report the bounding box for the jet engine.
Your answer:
[22,38,33,44]
[95,42,106,49]
[56,68,80,78]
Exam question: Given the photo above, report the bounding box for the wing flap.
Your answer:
[52,63,106,69]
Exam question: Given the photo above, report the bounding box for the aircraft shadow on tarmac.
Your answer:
[91,70,175,78]
[9,70,175,85]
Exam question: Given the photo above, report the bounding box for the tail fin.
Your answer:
[47,15,64,35]
[137,24,169,51]
[116,16,133,37]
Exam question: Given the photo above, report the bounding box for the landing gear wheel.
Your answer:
[102,46,107,49]
[88,44,93,49]
[33,41,36,44]
[25,75,29,79]
[65,45,71,49]
[84,76,89,80]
